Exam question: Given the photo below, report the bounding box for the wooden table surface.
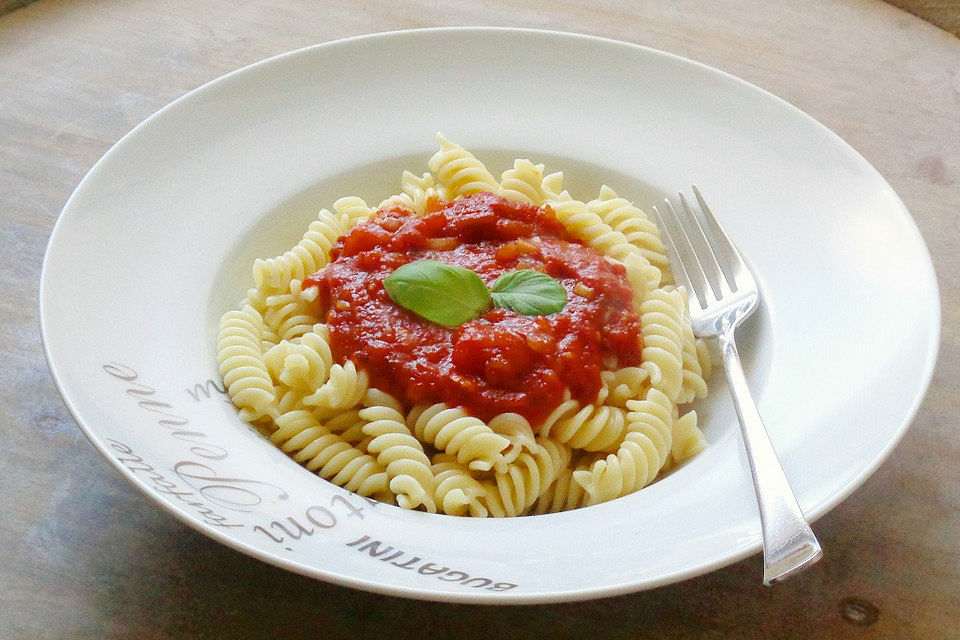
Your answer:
[2,0,958,638]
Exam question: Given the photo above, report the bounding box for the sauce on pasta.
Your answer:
[305,192,643,423]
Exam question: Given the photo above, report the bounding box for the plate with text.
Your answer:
[40,28,939,603]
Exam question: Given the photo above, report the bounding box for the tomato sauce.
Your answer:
[304,192,643,424]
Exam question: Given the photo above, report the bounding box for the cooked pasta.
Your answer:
[360,402,437,512]
[599,367,649,407]
[262,281,320,343]
[409,404,511,473]
[487,412,537,465]
[303,360,368,417]
[272,409,390,499]
[480,438,571,517]
[428,134,499,198]
[669,409,707,467]
[333,195,375,228]
[218,135,712,516]
[588,185,673,282]
[572,387,674,504]
[531,453,594,514]
[252,208,347,294]
[545,198,644,265]
[638,288,686,402]
[498,159,547,205]
[217,305,276,422]
[394,170,446,215]
[432,454,489,517]
[538,399,629,453]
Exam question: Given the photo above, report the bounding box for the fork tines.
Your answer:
[651,186,751,311]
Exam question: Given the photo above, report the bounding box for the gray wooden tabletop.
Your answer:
[2,0,958,638]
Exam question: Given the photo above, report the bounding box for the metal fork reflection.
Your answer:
[652,186,822,584]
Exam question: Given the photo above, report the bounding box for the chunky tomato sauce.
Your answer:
[304,192,643,424]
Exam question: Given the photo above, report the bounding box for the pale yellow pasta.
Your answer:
[480,438,571,517]
[217,305,276,422]
[359,403,437,513]
[669,410,707,467]
[540,171,567,202]
[262,280,320,343]
[264,333,332,393]
[487,412,537,465]
[409,404,510,473]
[545,198,644,264]
[303,360,369,417]
[598,367,649,407]
[272,409,390,499]
[572,388,673,505]
[388,170,446,215]
[252,208,347,294]
[621,253,663,309]
[218,137,711,516]
[431,454,489,517]
[498,159,547,205]
[274,385,306,415]
[531,456,594,514]
[324,409,366,439]
[676,290,709,404]
[639,288,685,402]
[428,134,499,198]
[538,398,628,453]
[588,185,673,282]
[333,195,375,228]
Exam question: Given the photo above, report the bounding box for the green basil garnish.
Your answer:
[490,269,568,316]
[384,260,567,327]
[384,260,492,328]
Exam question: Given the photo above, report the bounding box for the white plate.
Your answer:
[40,28,940,603]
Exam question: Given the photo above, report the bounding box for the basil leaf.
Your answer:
[490,269,567,315]
[384,259,492,327]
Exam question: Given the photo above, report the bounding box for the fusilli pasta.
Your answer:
[428,134,499,198]
[409,404,510,473]
[218,135,711,516]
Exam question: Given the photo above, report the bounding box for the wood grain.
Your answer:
[1,0,958,638]
[886,0,960,36]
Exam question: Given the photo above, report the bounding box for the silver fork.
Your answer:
[652,186,822,585]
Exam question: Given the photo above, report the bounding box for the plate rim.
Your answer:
[39,26,942,604]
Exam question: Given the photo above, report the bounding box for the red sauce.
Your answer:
[304,192,643,424]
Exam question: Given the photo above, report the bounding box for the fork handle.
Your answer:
[719,330,823,584]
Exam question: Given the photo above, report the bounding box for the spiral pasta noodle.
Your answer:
[217,305,276,422]
[304,360,369,417]
[389,170,446,215]
[272,409,390,499]
[498,159,547,205]
[531,455,595,514]
[669,410,707,467]
[599,367,649,407]
[538,398,628,453]
[261,279,320,343]
[409,404,510,473]
[588,185,673,283]
[431,454,489,517]
[428,134,499,198]
[677,293,710,404]
[545,198,644,265]
[480,438,572,517]
[252,208,347,295]
[540,171,568,202]
[572,387,673,505]
[360,402,437,512]
[638,288,685,402]
[333,195,374,228]
[218,136,711,516]
[488,412,537,465]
